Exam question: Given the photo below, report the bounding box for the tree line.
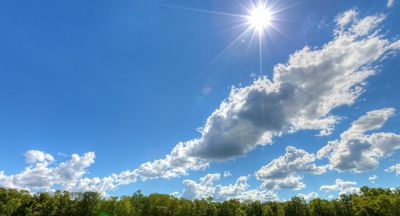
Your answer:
[0,186,399,216]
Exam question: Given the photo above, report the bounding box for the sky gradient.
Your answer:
[0,0,400,201]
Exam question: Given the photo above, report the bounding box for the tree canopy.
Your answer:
[0,186,399,216]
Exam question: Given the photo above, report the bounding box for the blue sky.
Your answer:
[0,0,400,201]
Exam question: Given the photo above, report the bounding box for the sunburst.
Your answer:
[162,0,295,74]
[246,2,273,36]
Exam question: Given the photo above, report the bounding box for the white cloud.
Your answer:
[121,9,400,182]
[182,173,221,200]
[181,174,277,202]
[24,150,54,164]
[298,192,318,201]
[0,150,117,195]
[387,0,394,8]
[335,9,358,31]
[256,146,327,190]
[68,175,121,195]
[259,175,305,191]
[368,175,378,183]
[223,170,232,177]
[55,152,95,183]
[385,163,400,175]
[0,171,17,189]
[131,142,209,181]
[170,191,180,197]
[320,179,360,196]
[317,108,400,172]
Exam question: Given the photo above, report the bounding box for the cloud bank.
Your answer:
[0,151,118,195]
[180,173,277,202]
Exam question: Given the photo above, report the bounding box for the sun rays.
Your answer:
[247,2,273,35]
[161,0,292,75]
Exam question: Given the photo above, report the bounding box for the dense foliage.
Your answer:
[0,186,399,216]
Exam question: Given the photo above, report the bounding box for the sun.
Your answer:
[247,3,272,34]
[162,0,288,74]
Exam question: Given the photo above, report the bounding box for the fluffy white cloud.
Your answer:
[320,179,360,196]
[182,173,221,199]
[133,142,209,180]
[67,175,120,194]
[385,163,400,176]
[298,192,318,201]
[256,146,326,190]
[24,150,54,164]
[121,9,400,182]
[259,175,305,191]
[368,175,378,183]
[0,150,117,195]
[317,108,400,172]
[55,153,95,183]
[181,174,277,202]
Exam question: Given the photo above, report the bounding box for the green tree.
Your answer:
[309,198,334,216]
[284,197,309,216]
[262,204,274,216]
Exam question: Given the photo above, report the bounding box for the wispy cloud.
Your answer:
[385,163,400,176]
[387,0,395,8]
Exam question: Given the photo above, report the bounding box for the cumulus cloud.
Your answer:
[132,142,209,180]
[181,173,277,202]
[119,8,400,182]
[256,146,326,190]
[24,150,54,164]
[317,108,400,172]
[320,179,360,196]
[298,192,318,201]
[368,175,378,183]
[385,163,400,176]
[259,175,305,191]
[0,150,117,195]
[182,173,221,200]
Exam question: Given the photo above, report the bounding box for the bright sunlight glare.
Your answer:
[247,4,272,34]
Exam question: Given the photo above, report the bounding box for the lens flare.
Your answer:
[247,4,272,34]
[162,0,294,74]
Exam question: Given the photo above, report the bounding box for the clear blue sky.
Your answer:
[0,0,399,201]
